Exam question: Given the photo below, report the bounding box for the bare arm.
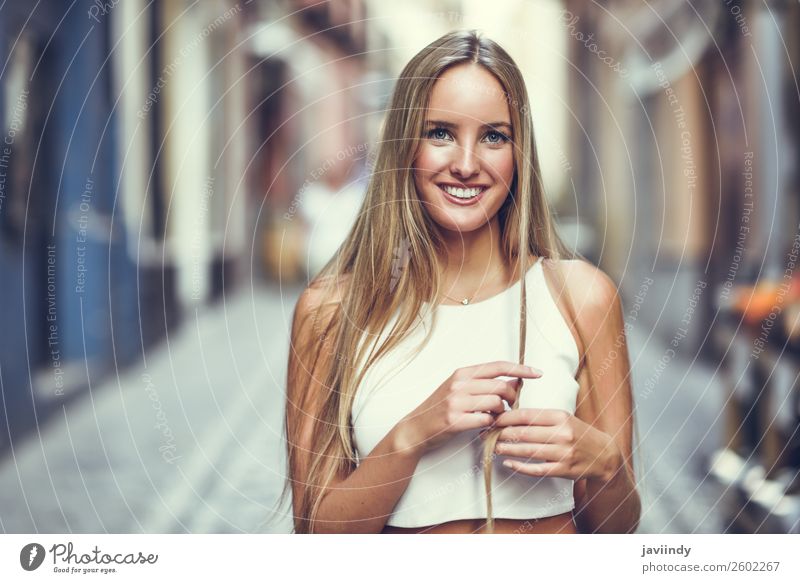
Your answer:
[556,260,641,533]
[311,423,424,534]
[286,285,424,534]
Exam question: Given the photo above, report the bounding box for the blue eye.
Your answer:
[427,127,451,141]
[485,130,510,144]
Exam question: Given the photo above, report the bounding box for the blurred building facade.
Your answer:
[562,0,800,531]
[0,0,251,448]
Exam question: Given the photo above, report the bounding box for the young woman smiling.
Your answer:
[283,30,641,534]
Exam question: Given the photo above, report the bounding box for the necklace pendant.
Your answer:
[461,298,469,305]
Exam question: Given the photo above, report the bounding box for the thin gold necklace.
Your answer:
[441,292,473,306]
[440,264,508,306]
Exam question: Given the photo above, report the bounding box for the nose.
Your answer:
[450,142,479,178]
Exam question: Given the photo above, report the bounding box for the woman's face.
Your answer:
[413,63,515,235]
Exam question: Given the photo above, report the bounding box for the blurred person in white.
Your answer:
[299,169,367,278]
[281,30,640,534]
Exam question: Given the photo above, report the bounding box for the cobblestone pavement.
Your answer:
[0,284,727,533]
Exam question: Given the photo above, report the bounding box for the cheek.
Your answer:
[485,149,515,186]
[413,146,446,199]
[414,144,448,176]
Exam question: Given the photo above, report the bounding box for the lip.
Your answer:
[436,184,489,206]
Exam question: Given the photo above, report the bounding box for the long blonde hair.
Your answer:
[281,30,610,534]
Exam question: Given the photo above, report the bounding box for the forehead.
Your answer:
[426,63,511,123]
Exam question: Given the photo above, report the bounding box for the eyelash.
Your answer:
[425,127,511,144]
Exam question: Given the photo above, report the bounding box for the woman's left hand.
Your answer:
[480,408,622,482]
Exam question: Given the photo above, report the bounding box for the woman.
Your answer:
[283,30,640,534]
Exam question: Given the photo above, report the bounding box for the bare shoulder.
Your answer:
[540,258,623,359]
[292,273,352,337]
[545,258,621,313]
[288,275,352,405]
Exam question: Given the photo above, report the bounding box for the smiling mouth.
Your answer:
[439,184,486,199]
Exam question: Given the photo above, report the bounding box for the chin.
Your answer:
[434,215,489,234]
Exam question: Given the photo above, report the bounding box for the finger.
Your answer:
[494,442,563,462]
[483,425,555,444]
[455,361,543,381]
[464,378,521,405]
[493,408,569,427]
[457,412,496,431]
[465,394,506,414]
[502,460,563,477]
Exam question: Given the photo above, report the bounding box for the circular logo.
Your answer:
[20,543,46,571]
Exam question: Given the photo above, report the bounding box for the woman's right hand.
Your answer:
[397,361,543,454]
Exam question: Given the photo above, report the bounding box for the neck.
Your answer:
[436,216,512,295]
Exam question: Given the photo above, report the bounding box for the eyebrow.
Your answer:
[425,120,512,131]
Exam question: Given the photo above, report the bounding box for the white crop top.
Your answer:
[351,256,581,528]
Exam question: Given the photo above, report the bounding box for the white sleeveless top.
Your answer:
[351,257,581,528]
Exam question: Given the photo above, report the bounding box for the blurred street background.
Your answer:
[1,0,800,534]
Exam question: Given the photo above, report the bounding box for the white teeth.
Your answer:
[442,185,483,199]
